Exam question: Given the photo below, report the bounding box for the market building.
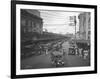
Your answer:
[21,9,43,41]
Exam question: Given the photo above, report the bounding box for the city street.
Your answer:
[20,9,91,70]
[21,41,90,69]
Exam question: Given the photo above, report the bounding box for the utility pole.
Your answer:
[74,16,77,43]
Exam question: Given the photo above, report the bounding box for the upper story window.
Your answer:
[28,20,31,27]
[28,20,32,32]
[21,19,26,26]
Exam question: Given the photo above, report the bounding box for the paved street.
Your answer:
[21,41,90,69]
[21,54,90,69]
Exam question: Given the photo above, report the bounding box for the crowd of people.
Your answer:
[21,38,90,67]
[35,39,90,65]
[46,40,90,67]
[69,41,90,59]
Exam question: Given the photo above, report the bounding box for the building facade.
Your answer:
[21,9,43,41]
[78,12,91,40]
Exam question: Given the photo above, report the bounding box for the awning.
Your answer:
[72,39,90,44]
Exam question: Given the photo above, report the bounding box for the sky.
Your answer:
[39,10,81,35]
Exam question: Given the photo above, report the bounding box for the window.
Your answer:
[88,36,90,40]
[88,31,90,35]
[28,20,32,32]
[28,20,31,27]
[21,19,26,26]
[32,21,35,32]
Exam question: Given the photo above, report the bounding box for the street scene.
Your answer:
[20,9,91,69]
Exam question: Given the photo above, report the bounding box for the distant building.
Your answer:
[68,16,76,26]
[65,33,74,38]
[78,12,91,40]
[21,9,43,41]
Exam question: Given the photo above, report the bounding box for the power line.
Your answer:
[41,15,68,20]
[41,13,68,19]
[40,11,66,17]
[43,24,68,26]
[39,9,82,13]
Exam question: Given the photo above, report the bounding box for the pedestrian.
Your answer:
[44,44,48,55]
[75,48,78,55]
[79,48,83,57]
[83,47,89,59]
[83,49,88,59]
